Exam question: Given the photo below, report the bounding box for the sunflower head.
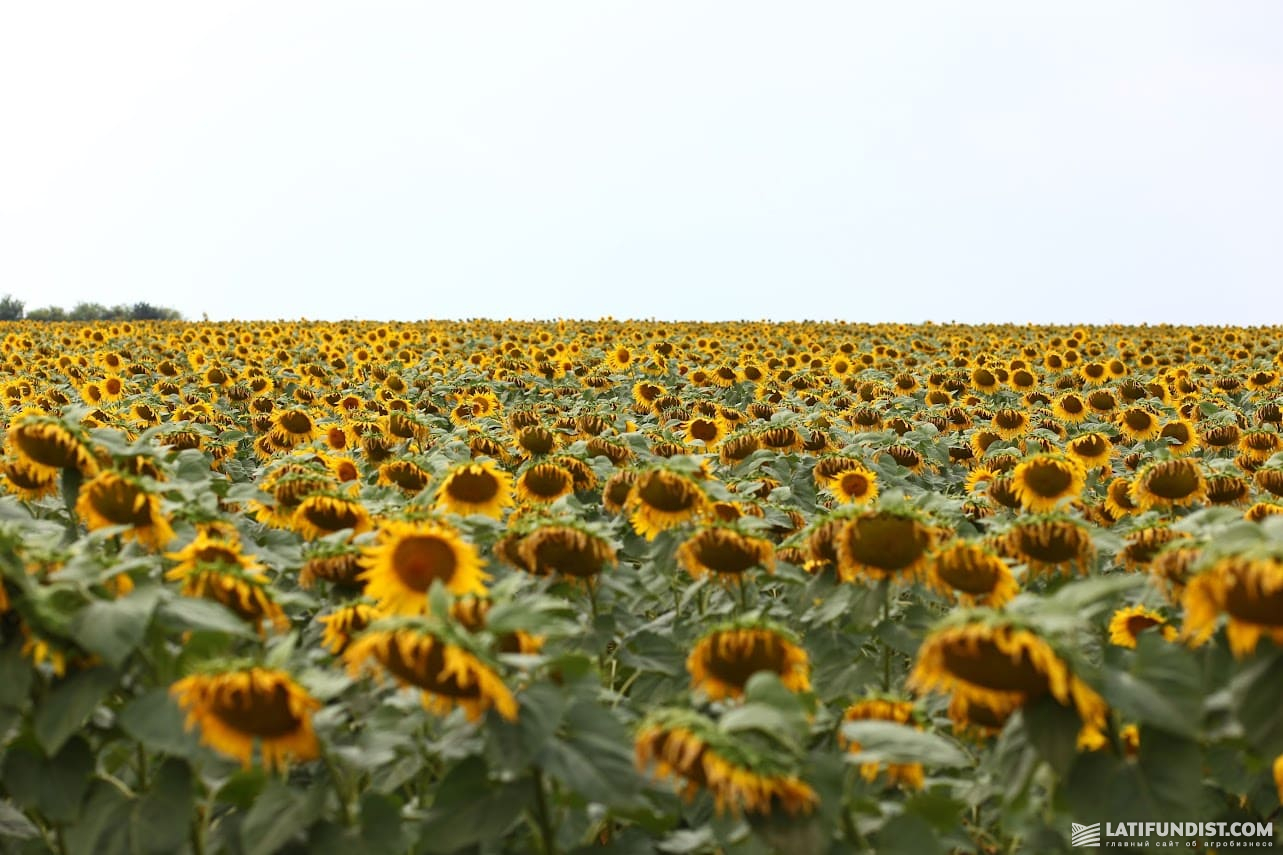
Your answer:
[360,520,488,615]
[171,666,320,771]
[1130,459,1206,511]
[1107,604,1176,648]
[435,461,515,519]
[677,526,775,581]
[7,412,99,476]
[1010,453,1086,513]
[516,522,616,579]
[625,468,708,540]
[687,619,810,701]
[1002,514,1096,576]
[292,493,372,541]
[1182,554,1283,657]
[840,697,925,789]
[77,470,174,549]
[835,507,936,583]
[928,540,1019,607]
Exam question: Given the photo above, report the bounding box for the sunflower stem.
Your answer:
[531,766,558,855]
[135,744,148,790]
[321,744,355,825]
[881,580,892,692]
[59,466,82,544]
[737,578,751,614]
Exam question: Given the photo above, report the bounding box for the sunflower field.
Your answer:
[1,320,1282,854]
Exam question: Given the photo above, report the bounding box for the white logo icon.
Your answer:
[1071,822,1100,847]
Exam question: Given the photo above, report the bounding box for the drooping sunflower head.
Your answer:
[292,493,373,541]
[360,520,488,615]
[434,460,515,519]
[687,619,810,701]
[516,522,617,579]
[1002,514,1096,576]
[634,708,818,817]
[164,534,287,635]
[835,507,937,583]
[0,458,59,501]
[1118,525,1191,571]
[625,468,708,540]
[1105,477,1140,519]
[909,616,1107,742]
[676,526,775,581]
[1117,407,1162,442]
[170,666,320,771]
[601,469,637,514]
[1010,453,1086,513]
[1183,554,1283,657]
[1066,431,1113,470]
[1107,604,1176,648]
[76,470,174,549]
[318,602,379,654]
[928,540,1019,608]
[299,543,365,590]
[7,411,99,477]
[378,459,432,494]
[1130,459,1206,511]
[344,618,517,722]
[515,462,575,504]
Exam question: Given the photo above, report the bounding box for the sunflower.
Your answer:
[1117,407,1162,442]
[1118,525,1190,571]
[947,692,1020,739]
[0,458,59,501]
[1255,466,1283,498]
[1183,555,1283,657]
[299,545,365,589]
[840,698,925,789]
[827,465,879,505]
[434,461,514,519]
[7,412,99,476]
[517,523,616,578]
[677,526,775,581]
[687,620,810,701]
[449,596,543,655]
[601,469,637,514]
[1009,453,1085,513]
[625,468,708,540]
[1052,393,1089,423]
[318,602,378,654]
[378,459,432,494]
[1107,605,1176,648]
[909,618,1107,744]
[170,667,320,771]
[1205,473,1251,506]
[360,520,488,614]
[1149,543,1202,603]
[165,534,288,634]
[928,540,1019,607]
[292,494,372,540]
[344,620,518,722]
[1066,432,1113,471]
[515,463,575,504]
[1157,419,1199,456]
[683,417,725,448]
[270,409,319,447]
[990,408,1029,440]
[634,710,817,817]
[76,470,174,549]
[836,508,936,583]
[1003,515,1095,576]
[1130,459,1206,511]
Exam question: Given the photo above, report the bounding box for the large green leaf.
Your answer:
[130,759,194,855]
[1,736,95,825]
[34,666,118,754]
[69,587,162,668]
[840,721,970,769]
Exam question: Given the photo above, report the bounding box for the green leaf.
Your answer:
[359,792,409,855]
[240,778,325,855]
[417,758,530,852]
[1065,728,1203,824]
[840,721,970,769]
[118,688,200,757]
[537,701,643,808]
[155,595,256,638]
[130,759,194,855]
[69,587,162,668]
[874,813,945,855]
[1,736,95,824]
[34,666,118,754]
[1021,698,1082,777]
[0,799,39,841]
[0,641,33,710]
[64,779,133,855]
[1230,650,1283,756]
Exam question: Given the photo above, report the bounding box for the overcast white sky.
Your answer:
[2,3,1281,324]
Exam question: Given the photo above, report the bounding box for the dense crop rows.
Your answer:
[1,320,1282,854]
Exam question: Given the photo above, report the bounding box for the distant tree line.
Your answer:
[0,295,183,322]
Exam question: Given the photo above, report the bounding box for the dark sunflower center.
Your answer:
[383,636,481,699]
[1207,476,1248,503]
[638,475,697,512]
[392,536,459,591]
[704,634,789,689]
[1124,615,1162,638]
[940,637,1051,694]
[278,411,313,434]
[212,683,304,738]
[844,515,929,571]
[1143,463,1200,499]
[1011,522,1087,564]
[887,446,922,468]
[1203,426,1239,447]
[988,476,1022,509]
[1123,411,1154,431]
[689,419,719,442]
[936,552,1000,594]
[1072,435,1107,457]
[839,472,871,497]
[303,500,361,531]
[1060,397,1085,415]
[91,482,155,526]
[448,468,500,503]
[994,410,1024,430]
[1020,462,1073,497]
[523,466,572,498]
[692,533,760,574]
[1159,423,1191,445]
[385,463,429,490]
[1224,572,1283,628]
[194,545,240,566]
[305,553,363,586]
[761,428,799,449]
[529,531,605,577]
